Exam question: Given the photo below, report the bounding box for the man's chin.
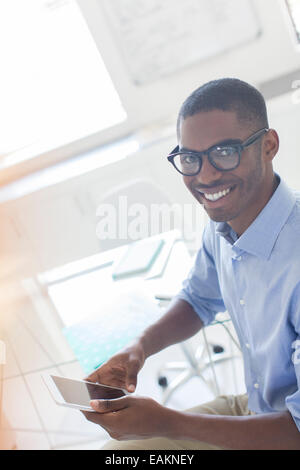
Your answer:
[207,213,229,223]
[203,206,230,223]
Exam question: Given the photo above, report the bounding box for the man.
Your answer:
[83,78,300,450]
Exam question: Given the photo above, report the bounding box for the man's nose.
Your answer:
[195,154,223,186]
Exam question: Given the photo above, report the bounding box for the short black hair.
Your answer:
[177,78,269,138]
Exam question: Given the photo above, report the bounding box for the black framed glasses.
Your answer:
[167,128,269,176]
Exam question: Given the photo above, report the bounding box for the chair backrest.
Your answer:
[96,178,178,251]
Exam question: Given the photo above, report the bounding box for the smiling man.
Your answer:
[83,78,300,450]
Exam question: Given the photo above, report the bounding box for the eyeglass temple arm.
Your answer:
[242,128,269,148]
[168,146,180,156]
[168,128,269,156]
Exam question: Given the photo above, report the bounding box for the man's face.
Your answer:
[179,110,274,234]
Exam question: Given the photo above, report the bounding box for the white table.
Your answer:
[37,230,193,328]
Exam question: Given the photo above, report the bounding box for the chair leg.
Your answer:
[156,324,242,405]
[160,367,210,405]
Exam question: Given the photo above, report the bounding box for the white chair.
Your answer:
[156,311,242,405]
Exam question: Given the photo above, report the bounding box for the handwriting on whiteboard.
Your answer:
[102,0,261,85]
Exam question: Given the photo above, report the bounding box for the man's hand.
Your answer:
[82,395,179,441]
[85,341,145,393]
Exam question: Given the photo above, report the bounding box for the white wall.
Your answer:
[268,93,300,189]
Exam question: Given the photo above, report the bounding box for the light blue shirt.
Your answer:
[176,175,300,431]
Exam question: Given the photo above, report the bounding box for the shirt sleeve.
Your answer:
[175,222,226,326]
[285,282,300,432]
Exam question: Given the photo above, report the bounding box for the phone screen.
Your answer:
[51,375,125,407]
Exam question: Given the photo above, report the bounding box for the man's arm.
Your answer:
[178,408,300,450]
[138,298,203,359]
[86,395,300,450]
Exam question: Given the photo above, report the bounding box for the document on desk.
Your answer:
[63,284,164,374]
[112,238,164,280]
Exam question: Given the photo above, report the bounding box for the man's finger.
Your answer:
[126,372,137,393]
[90,396,130,413]
[84,371,97,383]
[126,358,141,392]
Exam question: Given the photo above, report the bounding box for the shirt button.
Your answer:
[246,343,250,349]
[254,383,259,389]
[237,256,242,261]
[240,299,245,306]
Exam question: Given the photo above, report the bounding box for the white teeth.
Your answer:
[204,187,231,201]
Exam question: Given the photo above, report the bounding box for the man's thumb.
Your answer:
[126,362,139,392]
[127,383,136,393]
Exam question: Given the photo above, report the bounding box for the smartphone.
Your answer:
[42,374,127,411]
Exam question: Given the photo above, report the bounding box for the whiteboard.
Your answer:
[102,0,261,85]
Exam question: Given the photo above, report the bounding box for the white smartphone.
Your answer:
[42,374,128,411]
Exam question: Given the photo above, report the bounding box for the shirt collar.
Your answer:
[215,175,296,260]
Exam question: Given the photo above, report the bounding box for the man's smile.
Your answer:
[194,184,237,205]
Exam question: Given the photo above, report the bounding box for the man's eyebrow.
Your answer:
[180,138,243,152]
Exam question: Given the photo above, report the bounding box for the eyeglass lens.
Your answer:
[173,146,240,175]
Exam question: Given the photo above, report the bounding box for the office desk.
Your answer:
[35,230,194,373]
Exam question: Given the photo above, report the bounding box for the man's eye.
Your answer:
[181,154,198,164]
[215,147,236,157]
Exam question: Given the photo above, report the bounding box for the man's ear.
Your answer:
[263,129,279,163]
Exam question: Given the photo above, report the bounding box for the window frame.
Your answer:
[282,0,300,47]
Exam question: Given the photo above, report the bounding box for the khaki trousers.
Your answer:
[101,394,250,450]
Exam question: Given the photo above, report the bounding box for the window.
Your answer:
[0,0,126,168]
[286,0,300,43]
